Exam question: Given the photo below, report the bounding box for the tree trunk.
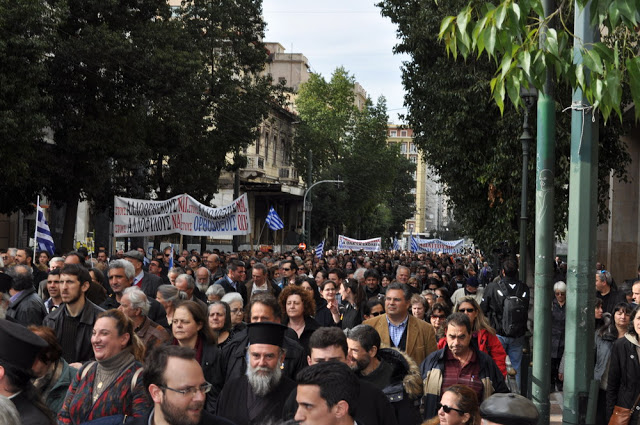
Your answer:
[61,197,79,252]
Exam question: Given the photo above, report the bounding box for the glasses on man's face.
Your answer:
[190,258,198,262]
[459,308,475,313]
[231,308,243,315]
[437,403,465,415]
[282,268,291,272]
[160,383,212,397]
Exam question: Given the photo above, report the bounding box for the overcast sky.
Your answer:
[262,0,410,123]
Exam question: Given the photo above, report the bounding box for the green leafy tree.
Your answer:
[294,68,415,243]
[0,0,56,213]
[377,0,631,252]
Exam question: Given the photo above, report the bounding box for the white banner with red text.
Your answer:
[337,235,382,252]
[113,194,251,237]
[412,236,464,253]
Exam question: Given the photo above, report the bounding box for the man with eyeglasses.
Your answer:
[420,313,508,421]
[278,260,300,288]
[217,322,296,425]
[205,254,226,284]
[595,269,625,314]
[132,345,233,425]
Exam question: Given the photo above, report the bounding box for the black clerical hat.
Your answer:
[247,322,287,347]
[0,319,47,370]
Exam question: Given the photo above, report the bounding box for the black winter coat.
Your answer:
[606,335,640,422]
[7,286,47,326]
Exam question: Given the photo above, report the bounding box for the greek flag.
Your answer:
[410,235,420,253]
[315,240,325,259]
[168,245,174,269]
[266,207,284,231]
[36,205,55,255]
[392,237,401,251]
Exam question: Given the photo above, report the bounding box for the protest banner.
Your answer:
[337,235,382,252]
[411,237,464,253]
[113,194,251,237]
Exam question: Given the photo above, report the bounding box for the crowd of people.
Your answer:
[0,245,638,425]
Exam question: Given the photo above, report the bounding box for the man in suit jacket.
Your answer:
[364,282,437,365]
[123,250,163,299]
[213,259,248,306]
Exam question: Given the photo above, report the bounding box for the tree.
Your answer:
[0,0,56,213]
[377,0,631,253]
[437,0,640,122]
[293,68,415,243]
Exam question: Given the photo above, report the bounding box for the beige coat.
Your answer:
[364,314,437,365]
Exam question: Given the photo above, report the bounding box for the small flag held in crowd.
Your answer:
[36,204,55,256]
[392,237,401,251]
[168,245,174,269]
[266,207,284,231]
[315,240,325,259]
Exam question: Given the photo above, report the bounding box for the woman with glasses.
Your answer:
[428,303,451,340]
[442,297,507,377]
[220,292,246,333]
[207,301,233,349]
[423,384,480,425]
[171,301,224,414]
[58,309,151,424]
[550,282,566,392]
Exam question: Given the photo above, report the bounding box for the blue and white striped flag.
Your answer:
[315,240,325,259]
[266,207,284,231]
[410,235,420,253]
[168,245,174,269]
[392,237,401,251]
[36,205,55,256]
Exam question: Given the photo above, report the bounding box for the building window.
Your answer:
[410,143,417,153]
[401,130,408,137]
[264,132,269,161]
[410,155,417,163]
[400,143,407,154]
[390,130,397,137]
[273,134,278,166]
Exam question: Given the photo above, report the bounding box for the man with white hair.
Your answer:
[175,274,208,313]
[217,322,296,425]
[195,267,211,293]
[119,286,170,358]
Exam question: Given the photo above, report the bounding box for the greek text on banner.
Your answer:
[337,235,382,252]
[113,194,251,237]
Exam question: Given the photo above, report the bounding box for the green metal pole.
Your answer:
[531,0,556,418]
[562,2,599,424]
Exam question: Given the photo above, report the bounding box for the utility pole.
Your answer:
[306,150,312,243]
[562,2,599,424]
[531,0,556,420]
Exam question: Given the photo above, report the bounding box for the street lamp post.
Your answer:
[519,86,538,283]
[302,180,343,244]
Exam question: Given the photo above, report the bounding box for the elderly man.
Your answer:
[364,282,437,365]
[119,286,170,358]
[451,276,484,305]
[132,345,234,425]
[123,250,163,299]
[175,274,208,313]
[420,313,508,420]
[6,265,47,326]
[222,292,306,382]
[217,322,297,425]
[206,254,226,283]
[195,267,211,293]
[595,269,625,314]
[101,259,168,327]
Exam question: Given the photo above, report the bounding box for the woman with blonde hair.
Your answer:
[437,296,507,376]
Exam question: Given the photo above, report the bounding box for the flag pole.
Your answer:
[33,196,40,264]
[256,220,267,246]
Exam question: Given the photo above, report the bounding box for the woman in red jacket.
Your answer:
[436,296,508,376]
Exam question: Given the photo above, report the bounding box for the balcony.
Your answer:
[279,166,298,182]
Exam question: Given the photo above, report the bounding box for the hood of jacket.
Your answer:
[378,347,423,399]
[625,333,640,347]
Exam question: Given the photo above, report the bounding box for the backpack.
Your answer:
[498,281,528,337]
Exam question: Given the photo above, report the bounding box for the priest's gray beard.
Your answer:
[245,358,283,397]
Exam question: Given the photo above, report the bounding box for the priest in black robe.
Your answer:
[216,322,296,425]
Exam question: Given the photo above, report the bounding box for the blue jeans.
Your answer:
[498,334,525,388]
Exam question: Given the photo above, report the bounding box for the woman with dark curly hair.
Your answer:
[279,284,320,354]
